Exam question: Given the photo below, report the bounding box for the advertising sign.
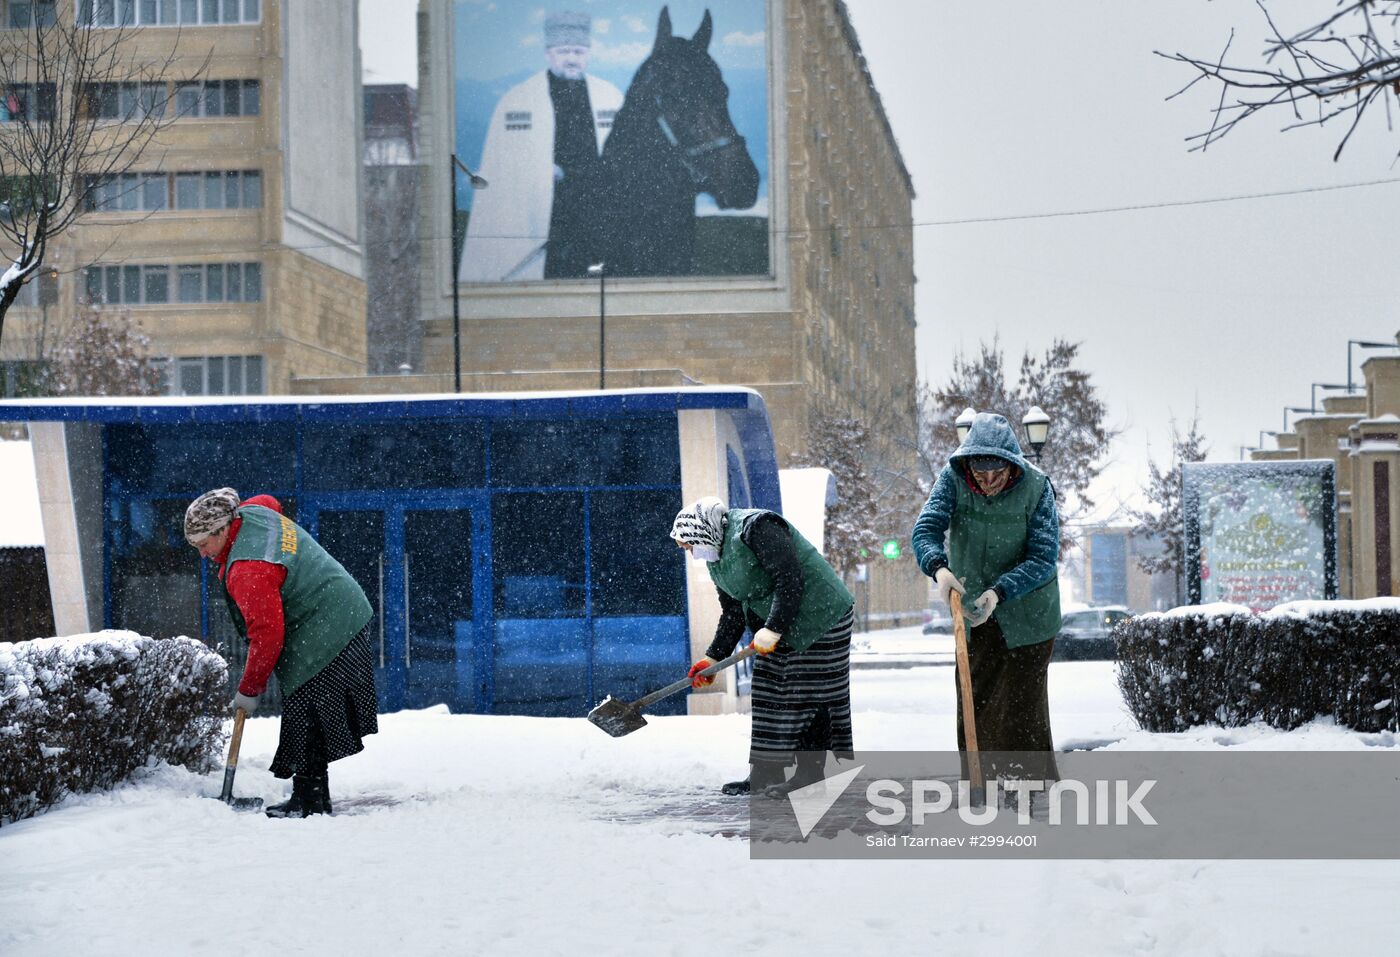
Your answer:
[1183,461,1338,610]
[453,1,770,282]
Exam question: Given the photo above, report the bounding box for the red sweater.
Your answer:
[213,494,288,696]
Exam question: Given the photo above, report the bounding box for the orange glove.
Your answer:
[687,658,716,688]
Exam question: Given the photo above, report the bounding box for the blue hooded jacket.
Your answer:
[910,412,1060,607]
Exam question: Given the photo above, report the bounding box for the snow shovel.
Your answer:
[218,707,264,811]
[588,645,759,737]
[950,591,986,805]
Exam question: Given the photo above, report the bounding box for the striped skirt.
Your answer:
[269,629,379,779]
[749,605,855,764]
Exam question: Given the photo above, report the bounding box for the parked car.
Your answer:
[922,609,955,636]
[1052,606,1132,661]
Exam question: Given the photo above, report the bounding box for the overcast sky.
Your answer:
[360,1,1400,521]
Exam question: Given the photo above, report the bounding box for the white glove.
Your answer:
[967,589,999,628]
[231,691,259,716]
[753,627,782,655]
[934,567,965,609]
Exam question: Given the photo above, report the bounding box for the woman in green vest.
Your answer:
[672,496,856,797]
[910,413,1062,777]
[185,488,376,818]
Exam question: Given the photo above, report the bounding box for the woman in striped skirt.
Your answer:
[672,497,856,796]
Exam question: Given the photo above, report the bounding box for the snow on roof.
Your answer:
[778,467,835,555]
[0,439,43,548]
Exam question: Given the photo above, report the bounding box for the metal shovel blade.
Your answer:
[587,695,648,738]
[225,795,264,811]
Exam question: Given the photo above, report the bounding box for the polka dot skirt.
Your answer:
[269,629,379,779]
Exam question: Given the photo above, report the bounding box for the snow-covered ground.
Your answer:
[4,625,1398,956]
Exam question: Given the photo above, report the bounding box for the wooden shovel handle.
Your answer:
[950,591,984,790]
[219,707,248,802]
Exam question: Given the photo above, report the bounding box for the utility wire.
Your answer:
[59,174,1400,262]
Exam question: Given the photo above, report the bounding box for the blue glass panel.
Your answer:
[725,445,751,507]
[493,618,589,716]
[593,415,680,487]
[490,419,597,487]
[491,492,584,617]
[591,616,688,716]
[302,419,485,491]
[106,422,294,495]
[589,489,684,617]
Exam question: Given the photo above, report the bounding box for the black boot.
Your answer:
[265,774,332,818]
[721,760,788,796]
[720,778,751,796]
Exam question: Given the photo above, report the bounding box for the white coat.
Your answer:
[458,71,624,282]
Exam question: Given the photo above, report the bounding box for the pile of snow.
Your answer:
[0,439,42,548]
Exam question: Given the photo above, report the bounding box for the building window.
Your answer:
[10,268,57,307]
[174,79,259,117]
[87,170,260,212]
[0,83,55,122]
[81,82,168,121]
[5,2,57,28]
[83,261,261,304]
[77,0,257,25]
[169,354,263,395]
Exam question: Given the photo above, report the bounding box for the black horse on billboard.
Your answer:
[588,7,760,277]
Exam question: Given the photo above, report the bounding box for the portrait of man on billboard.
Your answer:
[455,1,770,283]
[459,11,624,282]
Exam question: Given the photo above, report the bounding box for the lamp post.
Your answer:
[1282,406,1312,432]
[587,262,606,390]
[449,153,488,393]
[1021,405,1050,463]
[954,407,976,445]
[1347,339,1399,394]
[1311,382,1350,413]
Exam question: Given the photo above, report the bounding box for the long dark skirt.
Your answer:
[269,629,379,780]
[955,618,1057,781]
[750,605,855,768]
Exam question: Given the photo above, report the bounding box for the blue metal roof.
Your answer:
[0,387,767,424]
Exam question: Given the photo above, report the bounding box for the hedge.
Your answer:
[1116,601,1400,734]
[0,631,228,826]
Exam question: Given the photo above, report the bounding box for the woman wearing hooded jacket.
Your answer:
[671,497,856,796]
[911,412,1062,779]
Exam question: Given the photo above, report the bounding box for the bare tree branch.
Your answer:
[1161,0,1400,159]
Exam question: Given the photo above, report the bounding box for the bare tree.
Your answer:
[47,305,162,397]
[917,338,1118,547]
[1161,1,1400,159]
[0,6,197,347]
[791,405,923,577]
[1128,411,1210,593]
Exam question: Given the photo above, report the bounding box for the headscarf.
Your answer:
[670,496,728,549]
[184,487,241,542]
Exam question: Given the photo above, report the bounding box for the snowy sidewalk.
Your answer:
[4,651,1399,955]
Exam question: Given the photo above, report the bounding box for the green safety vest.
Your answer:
[706,508,854,652]
[223,504,373,695]
[948,470,1062,648]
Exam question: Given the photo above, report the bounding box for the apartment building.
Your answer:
[0,0,366,396]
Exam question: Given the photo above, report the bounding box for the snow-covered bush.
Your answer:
[1117,604,1259,732]
[0,631,227,826]
[1117,601,1400,734]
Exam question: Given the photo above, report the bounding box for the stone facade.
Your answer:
[1249,342,1400,599]
[0,1,366,396]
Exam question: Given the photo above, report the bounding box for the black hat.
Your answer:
[967,455,1008,472]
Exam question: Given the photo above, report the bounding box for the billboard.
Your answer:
[452,1,769,283]
[1183,461,1338,610]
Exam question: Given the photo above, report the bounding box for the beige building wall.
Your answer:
[410,0,923,625]
[0,1,366,395]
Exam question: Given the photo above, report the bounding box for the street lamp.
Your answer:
[1347,339,1399,393]
[1021,405,1050,463]
[449,153,489,393]
[1311,382,1350,412]
[1282,406,1312,432]
[954,407,976,444]
[587,262,606,390]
